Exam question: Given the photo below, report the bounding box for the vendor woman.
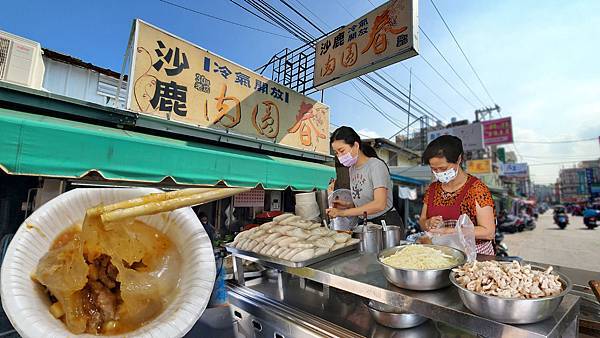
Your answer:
[326,126,404,234]
[419,135,496,255]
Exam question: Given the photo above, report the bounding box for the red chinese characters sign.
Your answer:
[313,0,419,89]
[482,117,513,146]
[127,20,330,155]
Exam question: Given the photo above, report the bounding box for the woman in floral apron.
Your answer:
[419,135,496,255]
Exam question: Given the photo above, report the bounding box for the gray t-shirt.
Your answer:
[349,158,394,218]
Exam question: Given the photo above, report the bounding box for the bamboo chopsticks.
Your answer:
[87,188,249,223]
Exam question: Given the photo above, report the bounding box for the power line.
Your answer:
[229,0,284,28]
[515,137,597,144]
[290,0,330,29]
[420,27,486,106]
[333,0,355,19]
[380,70,446,120]
[278,0,326,35]
[309,0,454,123]
[419,53,477,110]
[429,0,496,104]
[158,0,298,40]
[371,72,444,122]
[521,154,600,159]
[357,0,465,118]
[398,63,462,117]
[528,160,598,167]
[350,81,406,128]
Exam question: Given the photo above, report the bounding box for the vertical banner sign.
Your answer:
[482,117,513,146]
[313,0,419,89]
[127,20,330,155]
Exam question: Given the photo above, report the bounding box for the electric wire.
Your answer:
[158,0,298,40]
[420,27,487,106]
[429,0,496,104]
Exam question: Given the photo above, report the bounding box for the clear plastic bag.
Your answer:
[430,214,477,262]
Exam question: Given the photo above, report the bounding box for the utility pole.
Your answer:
[474,104,501,122]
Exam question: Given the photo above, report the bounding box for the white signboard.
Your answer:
[499,163,529,178]
[313,0,419,89]
[426,123,484,151]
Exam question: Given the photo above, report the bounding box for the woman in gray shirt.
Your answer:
[326,126,404,234]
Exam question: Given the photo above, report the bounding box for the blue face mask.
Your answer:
[433,167,457,184]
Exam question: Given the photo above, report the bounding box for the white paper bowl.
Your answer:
[0,188,216,338]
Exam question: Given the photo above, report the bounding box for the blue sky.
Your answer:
[1,0,599,184]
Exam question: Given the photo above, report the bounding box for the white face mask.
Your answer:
[434,167,457,184]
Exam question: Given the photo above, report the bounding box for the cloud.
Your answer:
[357,128,382,139]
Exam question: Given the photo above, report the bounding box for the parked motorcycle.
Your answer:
[497,214,520,234]
[495,230,508,257]
[522,213,536,231]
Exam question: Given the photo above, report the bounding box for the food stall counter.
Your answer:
[230,250,580,338]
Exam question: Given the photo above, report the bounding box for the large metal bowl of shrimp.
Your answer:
[449,260,572,324]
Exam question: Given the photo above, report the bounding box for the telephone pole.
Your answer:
[474,104,501,122]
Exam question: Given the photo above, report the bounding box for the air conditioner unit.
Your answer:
[0,30,45,90]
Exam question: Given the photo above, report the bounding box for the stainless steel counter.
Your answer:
[230,250,580,338]
[228,276,477,338]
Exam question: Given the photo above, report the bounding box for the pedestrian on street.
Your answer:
[419,135,497,255]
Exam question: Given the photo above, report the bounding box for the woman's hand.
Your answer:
[326,208,347,218]
[429,226,456,235]
[424,216,443,231]
[331,200,353,209]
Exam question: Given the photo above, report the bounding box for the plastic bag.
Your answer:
[430,214,477,262]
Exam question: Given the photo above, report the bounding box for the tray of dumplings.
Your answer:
[226,213,359,268]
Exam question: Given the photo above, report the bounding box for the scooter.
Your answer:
[497,214,520,234]
[554,213,569,229]
[495,230,509,257]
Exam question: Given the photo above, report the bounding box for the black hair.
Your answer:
[422,135,464,165]
[198,212,208,219]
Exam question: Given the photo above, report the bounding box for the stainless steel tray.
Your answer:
[225,243,358,268]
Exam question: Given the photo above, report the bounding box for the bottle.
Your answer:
[362,211,368,227]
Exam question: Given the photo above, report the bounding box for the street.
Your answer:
[503,211,600,273]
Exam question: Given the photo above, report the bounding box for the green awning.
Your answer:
[0,108,334,190]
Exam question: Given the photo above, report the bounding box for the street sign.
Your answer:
[467,159,492,174]
[126,20,331,155]
[499,163,529,178]
[313,0,419,90]
[482,117,513,146]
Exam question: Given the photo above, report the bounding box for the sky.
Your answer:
[1,0,599,184]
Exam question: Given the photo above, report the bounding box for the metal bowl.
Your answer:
[449,266,573,324]
[377,244,466,291]
[366,300,427,329]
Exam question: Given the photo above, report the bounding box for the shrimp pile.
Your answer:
[453,261,563,299]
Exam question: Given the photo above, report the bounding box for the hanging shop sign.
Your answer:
[499,163,529,178]
[482,117,513,146]
[467,159,492,174]
[127,19,331,155]
[313,0,419,89]
[426,123,484,151]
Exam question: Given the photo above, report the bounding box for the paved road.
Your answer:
[503,211,600,273]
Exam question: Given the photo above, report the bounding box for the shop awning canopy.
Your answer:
[390,173,428,186]
[0,108,334,190]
